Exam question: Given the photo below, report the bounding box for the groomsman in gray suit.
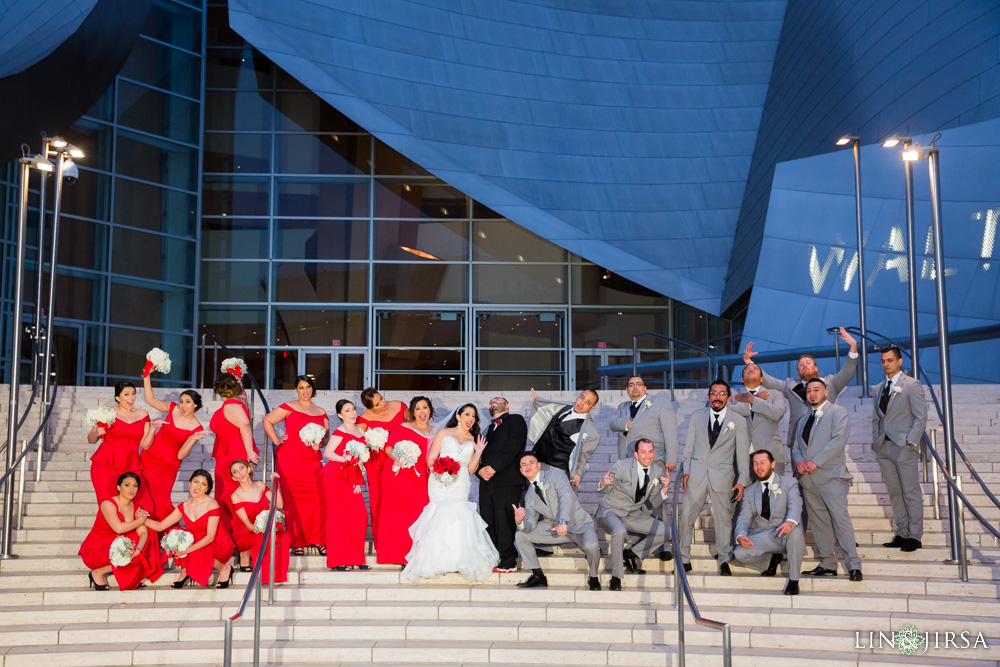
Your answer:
[528,388,601,488]
[513,451,602,590]
[743,327,859,446]
[609,376,679,469]
[794,378,863,581]
[734,450,805,595]
[596,439,672,590]
[872,346,928,552]
[678,380,750,575]
[730,364,788,476]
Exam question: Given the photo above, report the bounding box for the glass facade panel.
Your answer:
[202,176,269,216]
[274,218,368,261]
[477,311,563,348]
[276,133,370,175]
[377,374,461,391]
[374,220,468,261]
[108,328,192,380]
[478,350,561,372]
[201,261,268,302]
[199,306,267,346]
[65,120,115,174]
[374,142,431,176]
[53,268,106,322]
[204,132,271,173]
[116,130,199,191]
[275,93,362,133]
[473,221,565,262]
[120,37,201,98]
[571,310,668,348]
[58,218,109,271]
[205,91,274,131]
[473,264,567,304]
[273,308,367,346]
[206,47,272,89]
[572,264,665,306]
[373,263,467,303]
[205,6,245,47]
[272,262,368,303]
[143,0,202,51]
[60,170,112,221]
[114,178,197,236]
[377,349,462,372]
[109,280,194,331]
[112,228,196,284]
[377,311,463,347]
[202,218,269,259]
[117,80,200,144]
[275,178,369,217]
[478,374,561,391]
[374,181,467,219]
[272,349,299,389]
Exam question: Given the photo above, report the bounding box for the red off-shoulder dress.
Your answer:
[140,403,202,521]
[79,498,163,590]
[356,408,406,549]
[175,504,235,587]
[90,414,150,505]
[210,399,259,530]
[376,425,431,564]
[273,403,327,548]
[232,488,289,584]
[322,430,368,568]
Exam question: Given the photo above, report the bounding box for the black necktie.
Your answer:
[793,382,807,402]
[629,401,640,419]
[749,390,756,421]
[761,483,771,520]
[635,468,649,503]
[533,480,544,500]
[709,414,721,446]
[801,409,817,444]
[879,382,892,414]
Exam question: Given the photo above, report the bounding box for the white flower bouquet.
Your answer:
[109,535,135,567]
[391,440,421,476]
[85,407,117,440]
[253,508,285,534]
[143,347,171,377]
[220,357,248,379]
[345,438,370,464]
[364,427,389,453]
[160,529,195,555]
[299,423,326,449]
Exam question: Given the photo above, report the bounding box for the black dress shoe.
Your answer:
[609,576,622,591]
[588,576,601,591]
[517,573,548,588]
[718,562,732,576]
[802,565,837,577]
[761,553,783,577]
[535,548,553,557]
[682,562,692,573]
[783,580,800,595]
[900,538,922,552]
[657,550,674,562]
[849,569,863,582]
[623,548,646,574]
[882,535,906,548]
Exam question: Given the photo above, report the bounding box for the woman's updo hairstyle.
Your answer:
[214,373,245,399]
[360,387,380,410]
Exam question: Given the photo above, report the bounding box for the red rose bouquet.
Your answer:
[432,456,461,486]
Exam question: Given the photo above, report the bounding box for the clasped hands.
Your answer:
[795,460,818,475]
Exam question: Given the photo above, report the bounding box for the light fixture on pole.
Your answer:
[2,147,54,559]
[836,132,870,396]
[31,136,54,386]
[899,133,959,561]
[882,131,919,380]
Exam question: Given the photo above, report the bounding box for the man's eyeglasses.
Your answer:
[627,382,645,388]
[708,391,729,397]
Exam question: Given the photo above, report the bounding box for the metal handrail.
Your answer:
[670,462,732,667]
[632,333,717,399]
[0,329,42,456]
[200,331,279,667]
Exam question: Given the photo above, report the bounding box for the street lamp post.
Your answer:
[837,133,870,396]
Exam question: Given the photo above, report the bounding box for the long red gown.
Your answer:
[140,403,202,521]
[376,425,430,564]
[90,414,150,505]
[322,430,368,568]
[232,488,289,584]
[175,504,235,587]
[210,398,258,531]
[357,408,406,550]
[79,498,163,590]
[273,403,327,548]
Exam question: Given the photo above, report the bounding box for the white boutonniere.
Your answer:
[535,480,548,492]
[648,476,659,487]
[644,400,652,409]
[814,409,824,419]
[769,483,782,496]
[725,421,735,431]
[892,385,902,395]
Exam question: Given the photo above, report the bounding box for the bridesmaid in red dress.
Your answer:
[145,469,236,588]
[262,375,327,557]
[356,388,407,551]
[79,472,163,590]
[88,381,152,505]
[210,373,259,531]
[140,373,206,521]
[230,460,289,584]
[322,400,370,570]
[377,396,434,565]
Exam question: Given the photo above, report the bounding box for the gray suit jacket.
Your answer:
[728,387,787,463]
[519,468,594,534]
[760,354,857,445]
[791,401,852,485]
[735,476,803,538]
[682,407,750,493]
[595,457,667,521]
[608,392,679,464]
[527,397,600,478]
[872,373,928,450]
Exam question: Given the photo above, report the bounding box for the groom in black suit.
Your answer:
[479,397,528,572]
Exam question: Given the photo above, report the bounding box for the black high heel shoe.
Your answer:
[216,566,236,589]
[313,544,327,556]
[171,575,192,589]
[88,572,109,591]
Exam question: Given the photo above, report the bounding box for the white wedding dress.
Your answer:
[402,435,499,583]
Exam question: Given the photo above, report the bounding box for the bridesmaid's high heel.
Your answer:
[88,572,109,591]
[330,566,348,571]
[216,566,236,589]
[354,564,370,571]
[313,544,327,556]
[171,575,192,589]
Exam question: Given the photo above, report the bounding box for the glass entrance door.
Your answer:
[373,308,467,390]
[571,350,633,391]
[300,349,369,390]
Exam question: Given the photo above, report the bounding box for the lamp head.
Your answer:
[67,144,85,159]
[900,144,926,162]
[50,137,68,149]
[835,134,858,146]
[881,133,909,148]
[20,154,54,172]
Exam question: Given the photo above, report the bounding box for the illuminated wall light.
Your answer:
[980,208,998,261]
[809,245,845,293]
[841,252,858,292]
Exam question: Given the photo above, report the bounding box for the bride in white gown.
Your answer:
[402,403,499,583]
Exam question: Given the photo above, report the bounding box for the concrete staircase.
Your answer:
[1,386,999,666]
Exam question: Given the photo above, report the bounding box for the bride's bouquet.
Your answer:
[85,407,117,441]
[344,438,370,465]
[364,427,389,453]
[299,423,326,450]
[109,535,136,567]
[142,347,171,377]
[390,440,421,476]
[160,529,195,555]
[432,456,461,487]
[253,508,285,534]
[220,357,247,379]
